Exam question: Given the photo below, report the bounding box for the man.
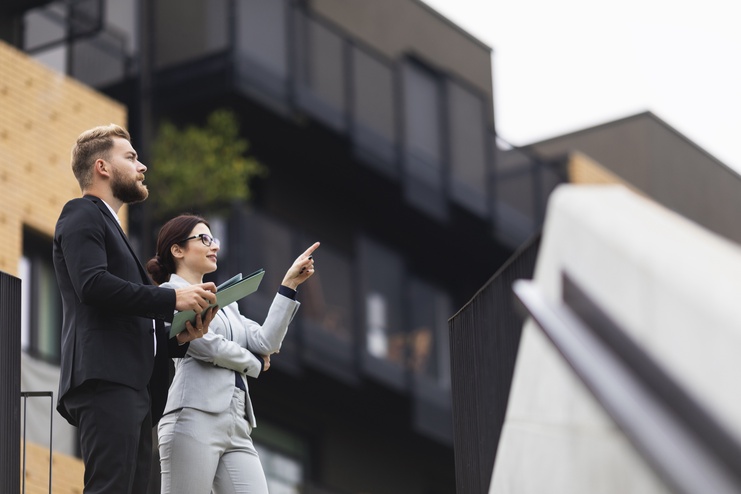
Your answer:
[53,124,218,493]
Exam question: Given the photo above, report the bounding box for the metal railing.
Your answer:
[20,391,54,494]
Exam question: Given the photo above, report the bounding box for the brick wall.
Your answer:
[21,441,84,494]
[0,40,127,276]
[0,40,127,493]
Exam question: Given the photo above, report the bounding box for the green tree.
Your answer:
[147,109,266,220]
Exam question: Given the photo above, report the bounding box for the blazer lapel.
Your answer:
[84,195,152,285]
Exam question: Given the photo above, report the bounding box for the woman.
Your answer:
[146,214,319,494]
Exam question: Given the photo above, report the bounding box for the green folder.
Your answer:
[169,268,265,338]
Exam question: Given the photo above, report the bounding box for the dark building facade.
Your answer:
[2,0,559,492]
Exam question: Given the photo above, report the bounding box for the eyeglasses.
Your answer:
[179,233,221,248]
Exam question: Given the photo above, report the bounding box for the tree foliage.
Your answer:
[147,109,266,220]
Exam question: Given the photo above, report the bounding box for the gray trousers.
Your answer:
[158,389,269,494]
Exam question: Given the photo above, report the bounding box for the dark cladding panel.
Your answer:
[0,272,21,494]
[449,234,540,494]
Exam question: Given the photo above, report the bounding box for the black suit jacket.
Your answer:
[53,195,185,426]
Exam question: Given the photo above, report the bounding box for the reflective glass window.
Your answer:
[154,0,229,69]
[21,229,62,364]
[408,278,451,386]
[359,237,404,368]
[402,62,443,189]
[351,46,396,169]
[299,243,353,344]
[448,80,489,216]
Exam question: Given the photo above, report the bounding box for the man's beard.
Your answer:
[111,167,149,204]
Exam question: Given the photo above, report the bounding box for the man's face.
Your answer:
[108,137,149,204]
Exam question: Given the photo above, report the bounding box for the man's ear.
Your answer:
[95,158,111,178]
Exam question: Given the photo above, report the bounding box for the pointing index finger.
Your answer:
[302,242,320,258]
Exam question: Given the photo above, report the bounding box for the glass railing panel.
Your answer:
[153,0,228,69]
[70,29,128,87]
[23,5,67,53]
[351,46,397,174]
[448,80,489,216]
[294,11,346,131]
[234,0,290,102]
[493,145,541,246]
[402,61,443,188]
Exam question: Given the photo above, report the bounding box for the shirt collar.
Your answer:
[100,199,121,226]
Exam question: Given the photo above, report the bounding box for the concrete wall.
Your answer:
[491,184,741,492]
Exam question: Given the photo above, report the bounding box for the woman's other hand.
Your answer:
[176,305,218,345]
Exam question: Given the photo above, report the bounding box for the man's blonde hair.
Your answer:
[71,124,131,191]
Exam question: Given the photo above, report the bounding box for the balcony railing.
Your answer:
[22,0,559,249]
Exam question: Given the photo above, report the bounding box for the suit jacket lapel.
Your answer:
[84,195,152,285]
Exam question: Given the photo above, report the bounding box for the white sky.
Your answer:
[422,0,741,174]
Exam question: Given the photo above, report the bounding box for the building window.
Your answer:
[359,237,404,369]
[154,0,229,69]
[294,10,347,131]
[299,242,353,344]
[24,0,133,87]
[23,3,69,74]
[256,444,304,494]
[408,278,451,387]
[21,228,62,364]
[252,421,307,494]
[351,45,397,174]
[402,61,443,188]
[447,80,489,216]
[233,211,294,320]
[235,0,290,100]
[401,60,447,219]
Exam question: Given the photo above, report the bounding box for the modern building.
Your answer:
[450,113,741,493]
[2,1,559,492]
[524,111,741,245]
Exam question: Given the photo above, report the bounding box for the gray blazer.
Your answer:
[161,274,300,427]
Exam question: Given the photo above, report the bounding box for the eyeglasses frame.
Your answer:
[178,233,220,248]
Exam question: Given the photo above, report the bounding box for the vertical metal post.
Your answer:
[0,272,21,494]
[20,391,54,494]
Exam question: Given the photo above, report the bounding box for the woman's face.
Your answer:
[177,223,219,276]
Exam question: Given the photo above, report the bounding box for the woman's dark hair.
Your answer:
[146,214,209,285]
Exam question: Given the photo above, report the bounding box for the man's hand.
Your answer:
[281,242,320,290]
[176,306,217,345]
[174,282,217,312]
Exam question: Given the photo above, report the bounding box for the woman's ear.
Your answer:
[171,243,185,259]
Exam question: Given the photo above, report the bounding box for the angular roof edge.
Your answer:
[522,111,741,180]
[413,0,493,53]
